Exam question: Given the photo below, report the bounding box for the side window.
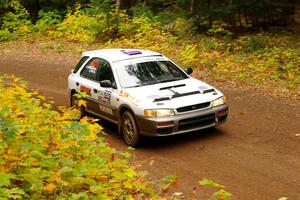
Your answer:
[98,59,116,85]
[73,56,89,73]
[80,58,101,81]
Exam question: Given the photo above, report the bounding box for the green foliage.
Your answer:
[50,4,101,42]
[0,29,13,41]
[160,175,177,192]
[163,17,193,37]
[207,23,233,38]
[131,3,154,19]
[34,10,62,34]
[1,0,32,37]
[199,178,232,200]
[239,35,266,53]
[0,75,171,199]
[86,0,113,36]
[0,0,298,97]
[87,1,131,39]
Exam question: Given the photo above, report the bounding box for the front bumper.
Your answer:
[135,104,228,137]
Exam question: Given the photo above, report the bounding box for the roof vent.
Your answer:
[121,50,142,55]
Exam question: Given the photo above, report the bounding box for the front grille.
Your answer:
[177,102,210,113]
[178,114,215,131]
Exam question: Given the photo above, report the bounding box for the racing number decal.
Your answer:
[98,90,113,115]
[80,85,91,95]
[98,90,111,104]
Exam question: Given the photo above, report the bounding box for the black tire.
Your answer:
[70,93,85,118]
[121,111,141,147]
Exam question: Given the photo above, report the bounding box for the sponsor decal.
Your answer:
[92,59,100,70]
[98,90,111,104]
[119,90,129,98]
[80,85,91,95]
[85,59,100,74]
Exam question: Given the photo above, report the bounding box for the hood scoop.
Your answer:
[203,88,215,94]
[153,91,200,102]
[154,97,170,102]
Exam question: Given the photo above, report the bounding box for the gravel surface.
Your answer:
[0,44,299,199]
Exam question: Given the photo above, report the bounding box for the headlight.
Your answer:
[211,96,226,107]
[144,109,175,117]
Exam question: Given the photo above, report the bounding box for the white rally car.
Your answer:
[68,49,228,146]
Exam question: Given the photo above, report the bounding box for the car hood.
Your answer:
[123,78,223,109]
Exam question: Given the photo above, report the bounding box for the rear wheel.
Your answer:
[70,93,85,118]
[121,111,141,147]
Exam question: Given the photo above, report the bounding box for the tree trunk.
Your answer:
[190,0,195,14]
[32,0,40,21]
[208,0,212,27]
[116,0,133,10]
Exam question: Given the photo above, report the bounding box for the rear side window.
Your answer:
[73,56,89,73]
[80,58,101,81]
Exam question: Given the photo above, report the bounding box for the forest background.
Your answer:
[0,0,299,94]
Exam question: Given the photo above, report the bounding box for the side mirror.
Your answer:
[100,80,112,88]
[185,67,193,75]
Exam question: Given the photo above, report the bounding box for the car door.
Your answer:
[78,57,102,114]
[93,58,119,123]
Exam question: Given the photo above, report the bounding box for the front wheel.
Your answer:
[121,111,141,147]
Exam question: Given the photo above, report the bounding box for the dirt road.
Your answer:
[0,57,299,199]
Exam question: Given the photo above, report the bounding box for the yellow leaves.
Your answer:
[49,172,63,184]
[0,75,165,199]
[78,99,87,108]
[43,183,56,191]
[37,95,46,101]
[30,184,37,190]
[180,44,199,66]
[17,128,26,136]
[85,131,98,141]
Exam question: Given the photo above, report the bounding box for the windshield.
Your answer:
[116,61,188,88]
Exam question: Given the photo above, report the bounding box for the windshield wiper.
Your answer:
[126,78,182,88]
[160,77,183,83]
[126,84,142,88]
[142,80,161,86]
[126,80,161,88]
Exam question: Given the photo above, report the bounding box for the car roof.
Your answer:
[82,49,162,62]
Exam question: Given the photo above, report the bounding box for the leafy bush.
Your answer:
[263,47,300,84]
[207,22,233,38]
[131,3,154,19]
[0,75,172,199]
[0,29,13,41]
[180,44,199,66]
[34,10,62,34]
[1,0,32,37]
[163,17,193,37]
[239,35,266,53]
[86,2,130,39]
[50,5,101,43]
